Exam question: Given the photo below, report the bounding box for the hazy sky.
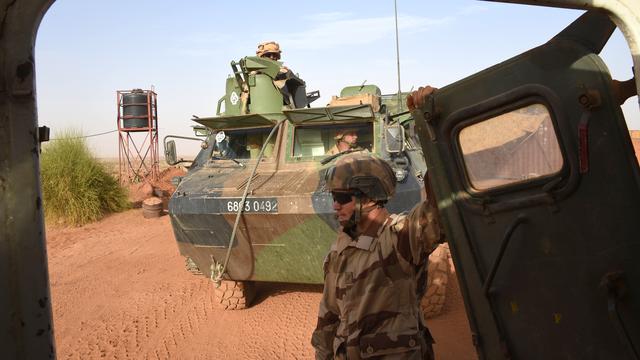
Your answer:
[36,0,639,157]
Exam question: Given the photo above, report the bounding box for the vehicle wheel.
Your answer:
[214,280,255,310]
[184,257,202,275]
[421,243,451,319]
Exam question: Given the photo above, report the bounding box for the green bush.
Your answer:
[41,130,129,226]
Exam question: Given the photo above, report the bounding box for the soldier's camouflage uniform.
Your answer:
[326,145,341,155]
[311,196,442,359]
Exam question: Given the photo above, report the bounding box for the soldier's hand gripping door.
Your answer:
[413,11,640,360]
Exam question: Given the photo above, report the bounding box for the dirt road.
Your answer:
[47,209,476,359]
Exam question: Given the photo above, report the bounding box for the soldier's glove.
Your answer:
[406,85,437,111]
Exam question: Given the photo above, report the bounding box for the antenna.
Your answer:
[394,0,402,113]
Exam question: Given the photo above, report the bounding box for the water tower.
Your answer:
[116,88,159,183]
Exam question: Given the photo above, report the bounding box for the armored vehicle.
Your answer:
[164,55,451,314]
[411,8,640,360]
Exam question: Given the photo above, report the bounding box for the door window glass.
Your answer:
[458,103,563,190]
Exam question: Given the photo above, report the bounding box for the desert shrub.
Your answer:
[41,130,129,226]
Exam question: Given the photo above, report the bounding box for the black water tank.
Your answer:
[122,90,149,128]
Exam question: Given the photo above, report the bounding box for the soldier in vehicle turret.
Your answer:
[256,41,291,80]
[311,150,443,359]
[256,41,282,61]
[255,40,307,108]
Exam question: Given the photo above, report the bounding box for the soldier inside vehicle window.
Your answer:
[245,132,275,159]
[246,133,265,159]
[326,128,359,155]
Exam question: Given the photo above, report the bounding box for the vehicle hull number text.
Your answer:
[221,198,278,214]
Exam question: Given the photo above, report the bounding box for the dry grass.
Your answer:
[41,130,130,226]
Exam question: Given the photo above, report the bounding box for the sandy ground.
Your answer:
[47,209,477,359]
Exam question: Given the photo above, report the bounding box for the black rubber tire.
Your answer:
[214,280,256,310]
[421,243,451,319]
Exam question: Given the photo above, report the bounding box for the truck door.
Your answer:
[415,11,640,360]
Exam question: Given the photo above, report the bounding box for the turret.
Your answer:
[216,56,318,117]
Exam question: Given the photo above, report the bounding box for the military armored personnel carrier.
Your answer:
[164,55,451,315]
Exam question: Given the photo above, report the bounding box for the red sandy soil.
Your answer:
[126,167,187,207]
[46,210,476,359]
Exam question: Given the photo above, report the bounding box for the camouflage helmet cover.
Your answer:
[326,153,396,201]
[334,128,358,140]
[256,41,282,59]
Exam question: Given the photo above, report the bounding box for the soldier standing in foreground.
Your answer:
[311,148,444,358]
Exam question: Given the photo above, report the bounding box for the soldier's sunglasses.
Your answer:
[331,192,354,205]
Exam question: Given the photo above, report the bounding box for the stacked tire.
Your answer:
[214,280,255,310]
[421,243,452,319]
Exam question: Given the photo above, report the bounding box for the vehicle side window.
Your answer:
[458,103,563,191]
[292,123,374,157]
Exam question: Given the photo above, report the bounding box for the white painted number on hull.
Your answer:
[224,199,278,213]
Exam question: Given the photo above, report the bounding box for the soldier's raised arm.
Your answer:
[406,85,437,111]
[392,86,444,264]
[396,172,444,265]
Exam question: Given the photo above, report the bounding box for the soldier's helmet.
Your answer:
[256,41,282,60]
[326,153,396,202]
[334,128,358,140]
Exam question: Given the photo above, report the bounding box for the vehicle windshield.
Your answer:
[211,127,276,160]
[293,122,373,158]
